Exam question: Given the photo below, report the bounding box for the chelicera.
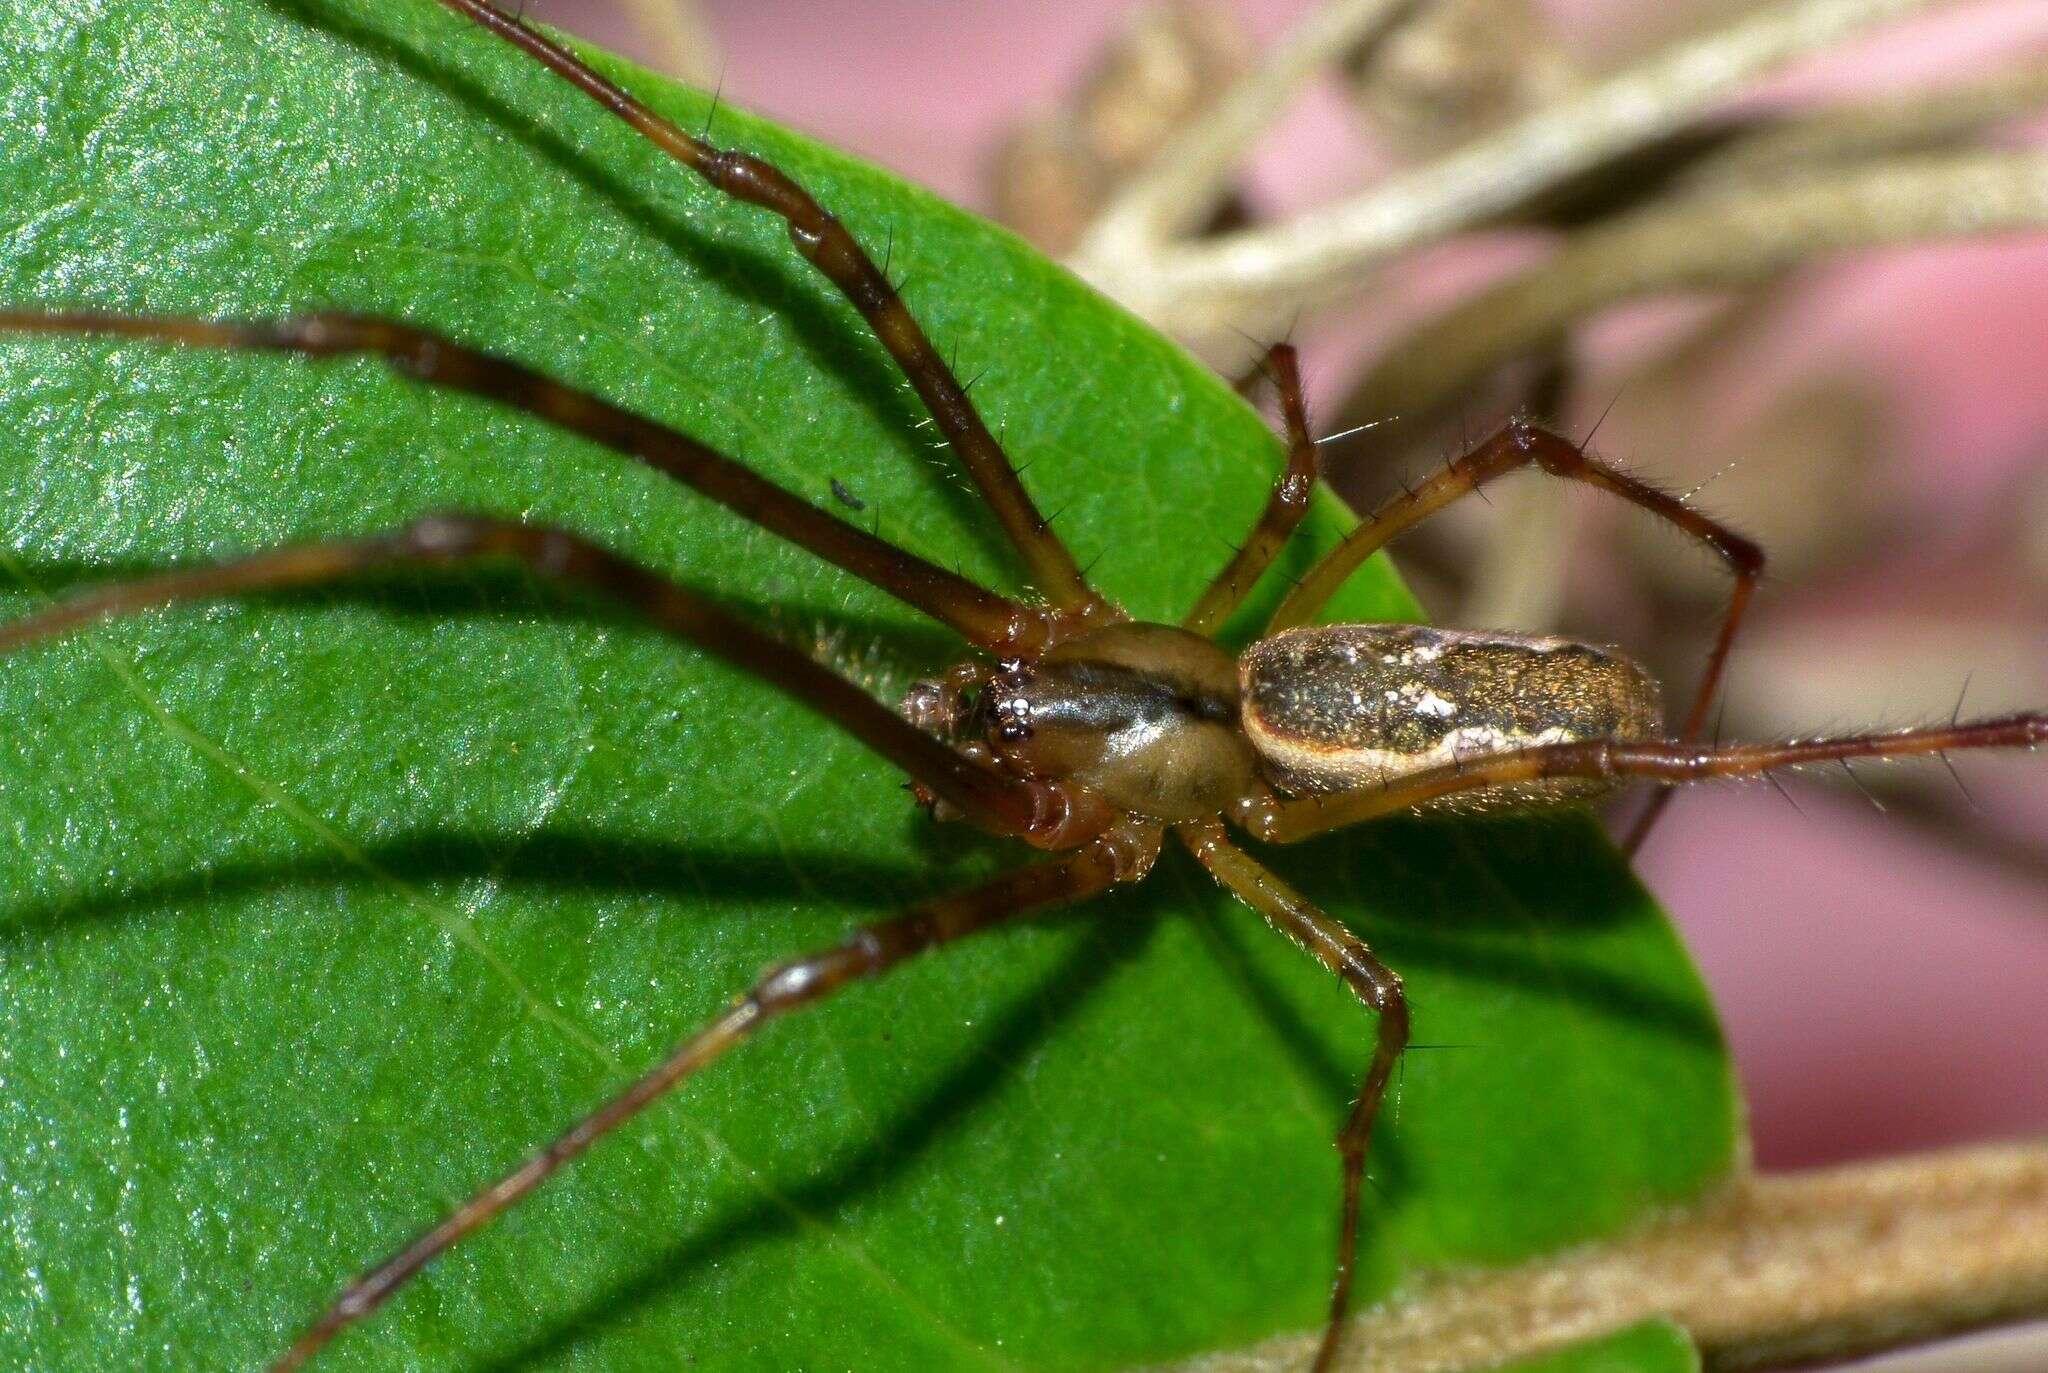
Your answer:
[4,2,2044,1370]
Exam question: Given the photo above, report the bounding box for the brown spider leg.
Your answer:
[1178,820,1407,1373]
[0,310,1055,654]
[274,819,1164,1372]
[1617,576,1759,856]
[0,514,1116,849]
[433,0,1101,615]
[1262,420,1763,842]
[1234,715,2048,845]
[1182,343,1319,637]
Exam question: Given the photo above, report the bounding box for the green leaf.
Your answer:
[1494,1323,1701,1373]
[0,3,1737,1370]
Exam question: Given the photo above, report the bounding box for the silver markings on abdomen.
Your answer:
[1240,624,1664,812]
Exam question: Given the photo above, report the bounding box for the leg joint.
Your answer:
[754,942,875,1013]
[1338,949,1404,1016]
[1018,780,1117,851]
[1508,418,1586,475]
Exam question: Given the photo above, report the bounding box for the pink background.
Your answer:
[523,0,2048,1175]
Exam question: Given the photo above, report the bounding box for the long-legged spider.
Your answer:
[2,2,2043,1370]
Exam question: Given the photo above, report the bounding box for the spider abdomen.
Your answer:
[1241,624,1664,813]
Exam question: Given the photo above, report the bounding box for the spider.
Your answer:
[2,3,2042,1371]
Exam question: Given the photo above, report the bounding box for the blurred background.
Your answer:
[514,0,2048,1182]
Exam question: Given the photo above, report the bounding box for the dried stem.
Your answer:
[1075,0,1965,335]
[1686,56,2048,186]
[989,2,1252,253]
[1459,478,1576,632]
[1160,1141,2048,1373]
[1077,0,1424,259]
[1344,0,1580,158]
[1350,148,2048,425]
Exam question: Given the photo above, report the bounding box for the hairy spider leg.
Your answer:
[271,820,1162,1371]
[1235,714,2048,845]
[1182,343,1321,637]
[1178,821,1409,1373]
[0,311,1063,654]
[438,0,1102,614]
[1262,419,1764,850]
[0,514,1113,847]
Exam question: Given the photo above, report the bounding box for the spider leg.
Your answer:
[0,310,1057,654]
[0,513,1117,848]
[435,0,1102,615]
[273,819,1164,1371]
[1178,820,1407,1373]
[1263,419,1763,852]
[1235,715,2048,845]
[1182,343,1319,637]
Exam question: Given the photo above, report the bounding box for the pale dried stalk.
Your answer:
[1687,57,2048,186]
[1349,148,2048,425]
[1075,0,1963,336]
[990,2,1251,253]
[1345,0,1580,158]
[1160,1141,2048,1373]
[1457,478,1576,633]
[1077,0,1422,259]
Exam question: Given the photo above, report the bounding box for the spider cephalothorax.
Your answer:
[913,621,1256,825]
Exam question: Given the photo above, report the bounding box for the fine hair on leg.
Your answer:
[274,821,1162,1370]
[0,513,1107,845]
[1237,718,2048,846]
[0,310,1045,652]
[1178,820,1409,1373]
[1182,342,1320,637]
[435,0,1101,613]
[1261,420,1765,851]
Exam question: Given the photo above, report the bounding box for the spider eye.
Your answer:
[996,694,1035,741]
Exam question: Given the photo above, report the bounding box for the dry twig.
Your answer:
[1686,57,2048,186]
[1348,148,2048,424]
[1161,1142,2048,1373]
[1344,0,1579,157]
[992,2,1251,253]
[1074,0,1965,338]
[1078,0,1424,260]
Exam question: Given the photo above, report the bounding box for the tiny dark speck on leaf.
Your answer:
[829,477,865,511]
